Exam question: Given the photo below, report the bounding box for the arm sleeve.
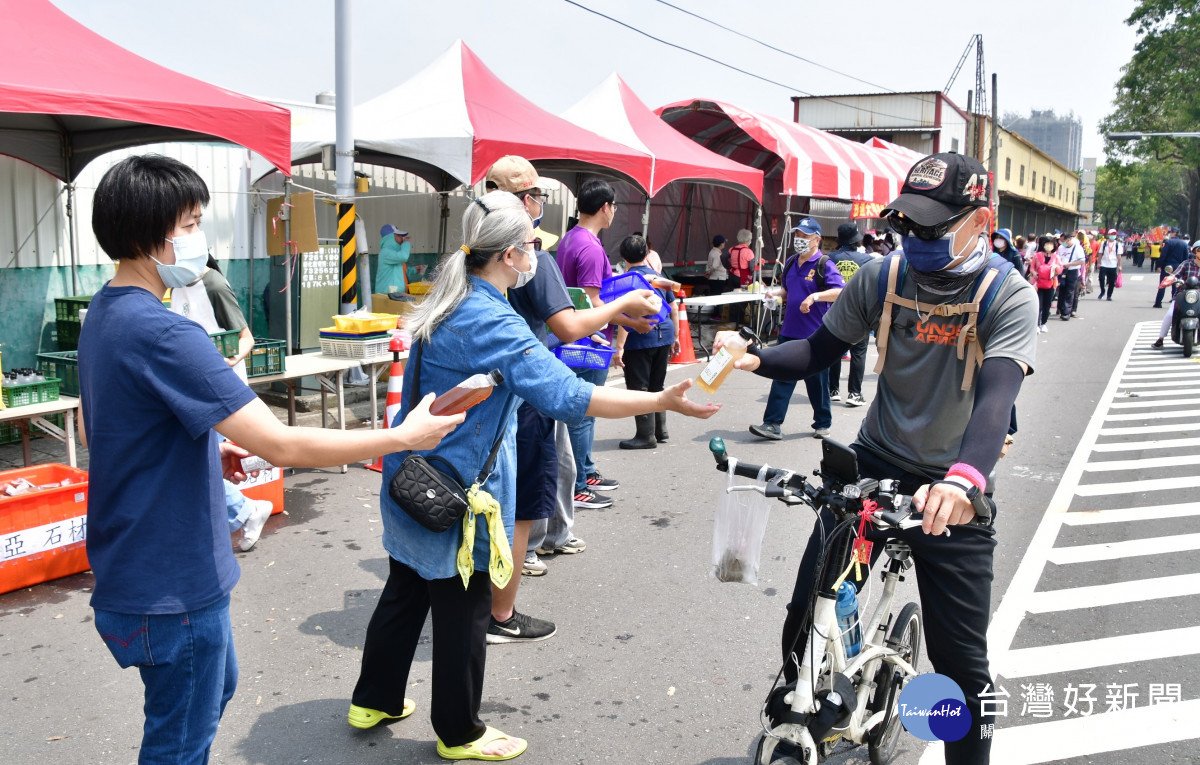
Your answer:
[749,325,850,381]
[956,357,1025,479]
[204,272,248,332]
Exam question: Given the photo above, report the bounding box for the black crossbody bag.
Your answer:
[387,340,509,532]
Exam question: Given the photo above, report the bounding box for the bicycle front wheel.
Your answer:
[867,601,922,765]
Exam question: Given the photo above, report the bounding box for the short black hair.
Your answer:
[619,234,648,263]
[577,179,614,216]
[92,154,210,261]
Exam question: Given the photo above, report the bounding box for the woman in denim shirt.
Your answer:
[349,191,719,761]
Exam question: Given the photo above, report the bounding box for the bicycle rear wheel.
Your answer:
[867,601,921,765]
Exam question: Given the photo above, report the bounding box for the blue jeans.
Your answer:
[761,336,832,430]
[94,595,237,764]
[224,480,250,533]
[569,365,608,492]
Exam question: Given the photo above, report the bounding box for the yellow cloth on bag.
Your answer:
[457,484,514,590]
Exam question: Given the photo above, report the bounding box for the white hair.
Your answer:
[406,191,530,342]
[736,228,752,244]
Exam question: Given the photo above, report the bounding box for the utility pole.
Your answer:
[990,73,999,222]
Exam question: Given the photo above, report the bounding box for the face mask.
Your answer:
[993,238,1006,250]
[1109,236,1117,241]
[793,237,812,256]
[511,246,538,288]
[153,231,209,288]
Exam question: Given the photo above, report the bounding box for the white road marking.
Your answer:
[1098,421,1200,435]
[1092,436,1200,452]
[1103,409,1200,421]
[1083,453,1200,470]
[1073,475,1200,495]
[1108,397,1200,409]
[1025,572,1200,613]
[1060,502,1200,525]
[996,626,1200,679]
[1044,532,1200,563]
[984,699,1200,765]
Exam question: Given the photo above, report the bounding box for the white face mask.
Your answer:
[993,238,1006,250]
[153,230,209,288]
[511,246,538,289]
[793,236,813,256]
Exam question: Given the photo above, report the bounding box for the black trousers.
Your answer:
[826,335,869,396]
[1099,266,1118,298]
[1057,269,1080,317]
[1155,264,1170,306]
[623,343,671,393]
[352,558,492,747]
[1036,287,1054,325]
[781,445,996,764]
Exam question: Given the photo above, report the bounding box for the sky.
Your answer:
[52,0,1142,162]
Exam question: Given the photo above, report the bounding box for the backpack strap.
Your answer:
[814,254,830,291]
[873,254,905,376]
[874,254,1015,390]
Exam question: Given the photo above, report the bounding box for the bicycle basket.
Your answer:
[711,458,773,585]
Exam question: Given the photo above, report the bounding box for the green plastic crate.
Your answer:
[54,296,92,352]
[55,295,92,322]
[210,329,240,358]
[247,339,286,378]
[37,352,79,397]
[1,378,61,408]
[0,412,66,446]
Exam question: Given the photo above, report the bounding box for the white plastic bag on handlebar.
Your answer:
[711,458,773,584]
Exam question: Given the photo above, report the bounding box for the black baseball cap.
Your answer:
[881,152,990,226]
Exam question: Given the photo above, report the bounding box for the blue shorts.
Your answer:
[514,402,558,522]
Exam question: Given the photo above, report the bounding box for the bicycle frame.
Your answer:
[760,539,919,762]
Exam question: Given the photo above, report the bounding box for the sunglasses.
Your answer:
[887,208,972,241]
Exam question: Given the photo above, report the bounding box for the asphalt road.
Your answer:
[2,267,1197,765]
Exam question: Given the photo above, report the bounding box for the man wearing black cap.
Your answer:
[719,152,1037,764]
[827,222,876,407]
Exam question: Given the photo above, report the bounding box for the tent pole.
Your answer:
[754,203,765,336]
[284,177,294,355]
[66,182,79,295]
[641,195,651,238]
[438,192,449,256]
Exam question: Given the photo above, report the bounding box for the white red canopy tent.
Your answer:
[867,136,926,166]
[657,99,911,205]
[0,0,292,290]
[561,74,763,203]
[290,41,652,193]
[0,0,291,181]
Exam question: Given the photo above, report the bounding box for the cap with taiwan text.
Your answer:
[881,152,990,226]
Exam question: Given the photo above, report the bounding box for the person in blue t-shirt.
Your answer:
[614,234,680,449]
[749,217,845,440]
[78,155,463,764]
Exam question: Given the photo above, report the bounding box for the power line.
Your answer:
[652,0,896,94]
[560,0,927,127]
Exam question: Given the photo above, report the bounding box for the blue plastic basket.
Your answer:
[554,339,614,370]
[598,272,671,323]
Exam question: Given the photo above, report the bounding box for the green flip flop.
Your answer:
[437,726,528,761]
[347,699,415,729]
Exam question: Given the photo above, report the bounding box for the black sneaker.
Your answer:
[486,611,557,644]
[586,472,619,491]
[749,423,782,441]
[845,393,866,407]
[829,389,841,402]
[573,488,613,509]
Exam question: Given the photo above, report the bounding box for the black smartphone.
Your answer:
[820,439,859,484]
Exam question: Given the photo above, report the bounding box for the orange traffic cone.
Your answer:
[365,334,406,473]
[671,297,697,364]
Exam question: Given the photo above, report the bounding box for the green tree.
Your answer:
[1101,0,1200,236]
[1095,159,1186,231]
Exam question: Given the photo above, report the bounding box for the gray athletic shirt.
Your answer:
[822,257,1038,478]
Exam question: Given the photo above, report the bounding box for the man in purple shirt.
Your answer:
[749,217,845,440]
[556,179,620,509]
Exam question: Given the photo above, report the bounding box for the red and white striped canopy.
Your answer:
[657,100,914,204]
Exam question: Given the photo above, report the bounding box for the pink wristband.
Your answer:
[946,463,986,491]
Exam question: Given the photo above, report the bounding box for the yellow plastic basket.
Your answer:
[331,313,399,334]
[407,281,433,295]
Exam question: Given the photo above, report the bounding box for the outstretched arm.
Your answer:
[723,325,851,380]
